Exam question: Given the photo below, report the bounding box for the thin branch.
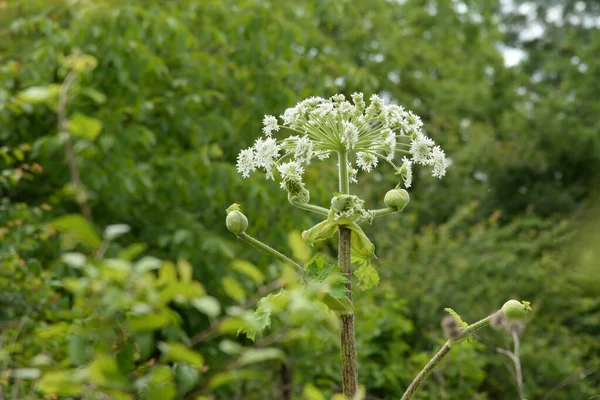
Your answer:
[401,314,494,400]
[57,70,93,222]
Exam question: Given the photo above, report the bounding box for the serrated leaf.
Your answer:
[353,260,380,290]
[444,308,468,327]
[68,112,103,140]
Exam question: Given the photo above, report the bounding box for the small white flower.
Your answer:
[262,115,279,136]
[348,163,359,184]
[382,128,396,160]
[403,110,423,135]
[356,152,379,172]
[281,106,301,127]
[316,151,331,160]
[365,94,384,118]
[330,94,346,102]
[338,101,356,120]
[277,161,305,188]
[236,148,255,178]
[341,121,359,150]
[351,92,365,115]
[383,104,407,131]
[253,137,280,179]
[430,146,448,178]
[401,157,413,188]
[410,132,434,165]
[294,136,314,164]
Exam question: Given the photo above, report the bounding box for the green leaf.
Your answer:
[237,348,285,366]
[68,334,89,366]
[129,309,172,332]
[88,355,129,388]
[134,332,155,361]
[221,276,246,303]
[444,308,469,327]
[208,370,263,389]
[12,368,41,380]
[81,87,107,104]
[137,366,176,400]
[288,230,311,262]
[303,383,326,400]
[17,85,60,104]
[177,260,193,283]
[104,224,131,241]
[353,260,380,290]
[191,296,221,318]
[173,363,199,395]
[47,214,102,249]
[67,112,103,140]
[158,342,204,368]
[38,370,84,396]
[231,259,264,284]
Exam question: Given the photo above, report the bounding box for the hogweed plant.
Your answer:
[226,94,532,398]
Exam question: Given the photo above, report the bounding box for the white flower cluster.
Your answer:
[236,93,448,192]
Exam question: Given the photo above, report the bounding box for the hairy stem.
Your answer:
[512,328,525,400]
[337,151,357,396]
[339,226,357,396]
[401,314,494,400]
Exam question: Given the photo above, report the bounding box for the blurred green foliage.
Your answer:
[1,0,599,399]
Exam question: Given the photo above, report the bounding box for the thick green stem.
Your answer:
[339,227,357,396]
[337,151,357,396]
[238,232,303,272]
[401,314,494,399]
[338,151,350,194]
[288,198,329,216]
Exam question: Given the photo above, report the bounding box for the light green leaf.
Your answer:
[231,260,264,284]
[104,224,131,241]
[303,383,326,400]
[47,214,101,250]
[12,368,41,380]
[237,348,285,366]
[208,370,263,389]
[68,112,103,140]
[38,370,84,396]
[17,85,60,104]
[177,260,193,283]
[191,297,221,318]
[288,230,311,262]
[221,276,246,303]
[158,342,204,368]
[128,309,172,332]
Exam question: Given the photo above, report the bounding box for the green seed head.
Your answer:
[501,300,532,320]
[384,189,410,211]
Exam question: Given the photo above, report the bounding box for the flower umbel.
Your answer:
[236,93,448,192]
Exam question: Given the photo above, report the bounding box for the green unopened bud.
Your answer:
[501,300,532,320]
[384,189,410,211]
[331,194,353,211]
[226,210,248,236]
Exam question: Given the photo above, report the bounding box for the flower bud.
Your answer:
[226,210,248,236]
[331,194,353,211]
[384,189,410,211]
[501,300,532,320]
